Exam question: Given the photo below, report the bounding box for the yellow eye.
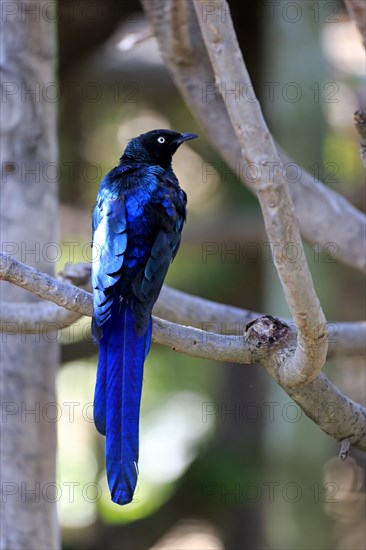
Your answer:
[157,136,165,144]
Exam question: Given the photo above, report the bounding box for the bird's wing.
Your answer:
[132,222,182,335]
[91,194,127,331]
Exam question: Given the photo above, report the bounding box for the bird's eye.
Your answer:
[157,136,165,144]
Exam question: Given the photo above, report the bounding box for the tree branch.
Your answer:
[1,257,365,360]
[354,110,366,168]
[192,0,328,388]
[0,251,91,316]
[1,253,365,450]
[344,0,366,47]
[0,301,81,332]
[156,287,365,360]
[2,298,365,359]
[141,0,366,273]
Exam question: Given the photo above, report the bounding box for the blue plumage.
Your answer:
[91,129,198,505]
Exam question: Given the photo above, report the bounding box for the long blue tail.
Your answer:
[93,298,152,505]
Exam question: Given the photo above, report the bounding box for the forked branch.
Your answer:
[1,253,365,451]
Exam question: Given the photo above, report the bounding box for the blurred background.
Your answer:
[55,1,365,548]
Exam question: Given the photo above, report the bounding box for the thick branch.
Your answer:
[156,288,366,360]
[0,301,81,332]
[192,0,328,388]
[142,0,366,273]
[2,298,365,360]
[1,253,365,450]
[0,252,91,316]
[1,257,365,360]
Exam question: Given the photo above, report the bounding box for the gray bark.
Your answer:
[141,0,366,274]
[1,255,366,451]
[0,3,59,549]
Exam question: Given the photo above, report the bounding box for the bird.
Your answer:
[91,129,198,505]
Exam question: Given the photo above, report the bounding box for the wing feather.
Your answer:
[92,196,127,332]
[132,227,181,335]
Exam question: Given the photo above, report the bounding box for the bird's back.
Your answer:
[95,162,186,310]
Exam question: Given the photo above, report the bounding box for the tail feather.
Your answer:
[93,298,152,505]
[93,333,107,435]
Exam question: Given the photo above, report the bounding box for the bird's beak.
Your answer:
[170,133,198,154]
[176,133,199,145]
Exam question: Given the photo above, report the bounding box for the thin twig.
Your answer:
[339,438,351,462]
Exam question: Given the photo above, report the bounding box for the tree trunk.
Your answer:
[0,3,59,548]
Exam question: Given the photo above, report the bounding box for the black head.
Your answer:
[122,129,198,167]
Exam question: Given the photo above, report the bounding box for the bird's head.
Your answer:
[122,129,198,167]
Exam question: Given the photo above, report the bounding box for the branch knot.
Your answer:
[245,315,289,349]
